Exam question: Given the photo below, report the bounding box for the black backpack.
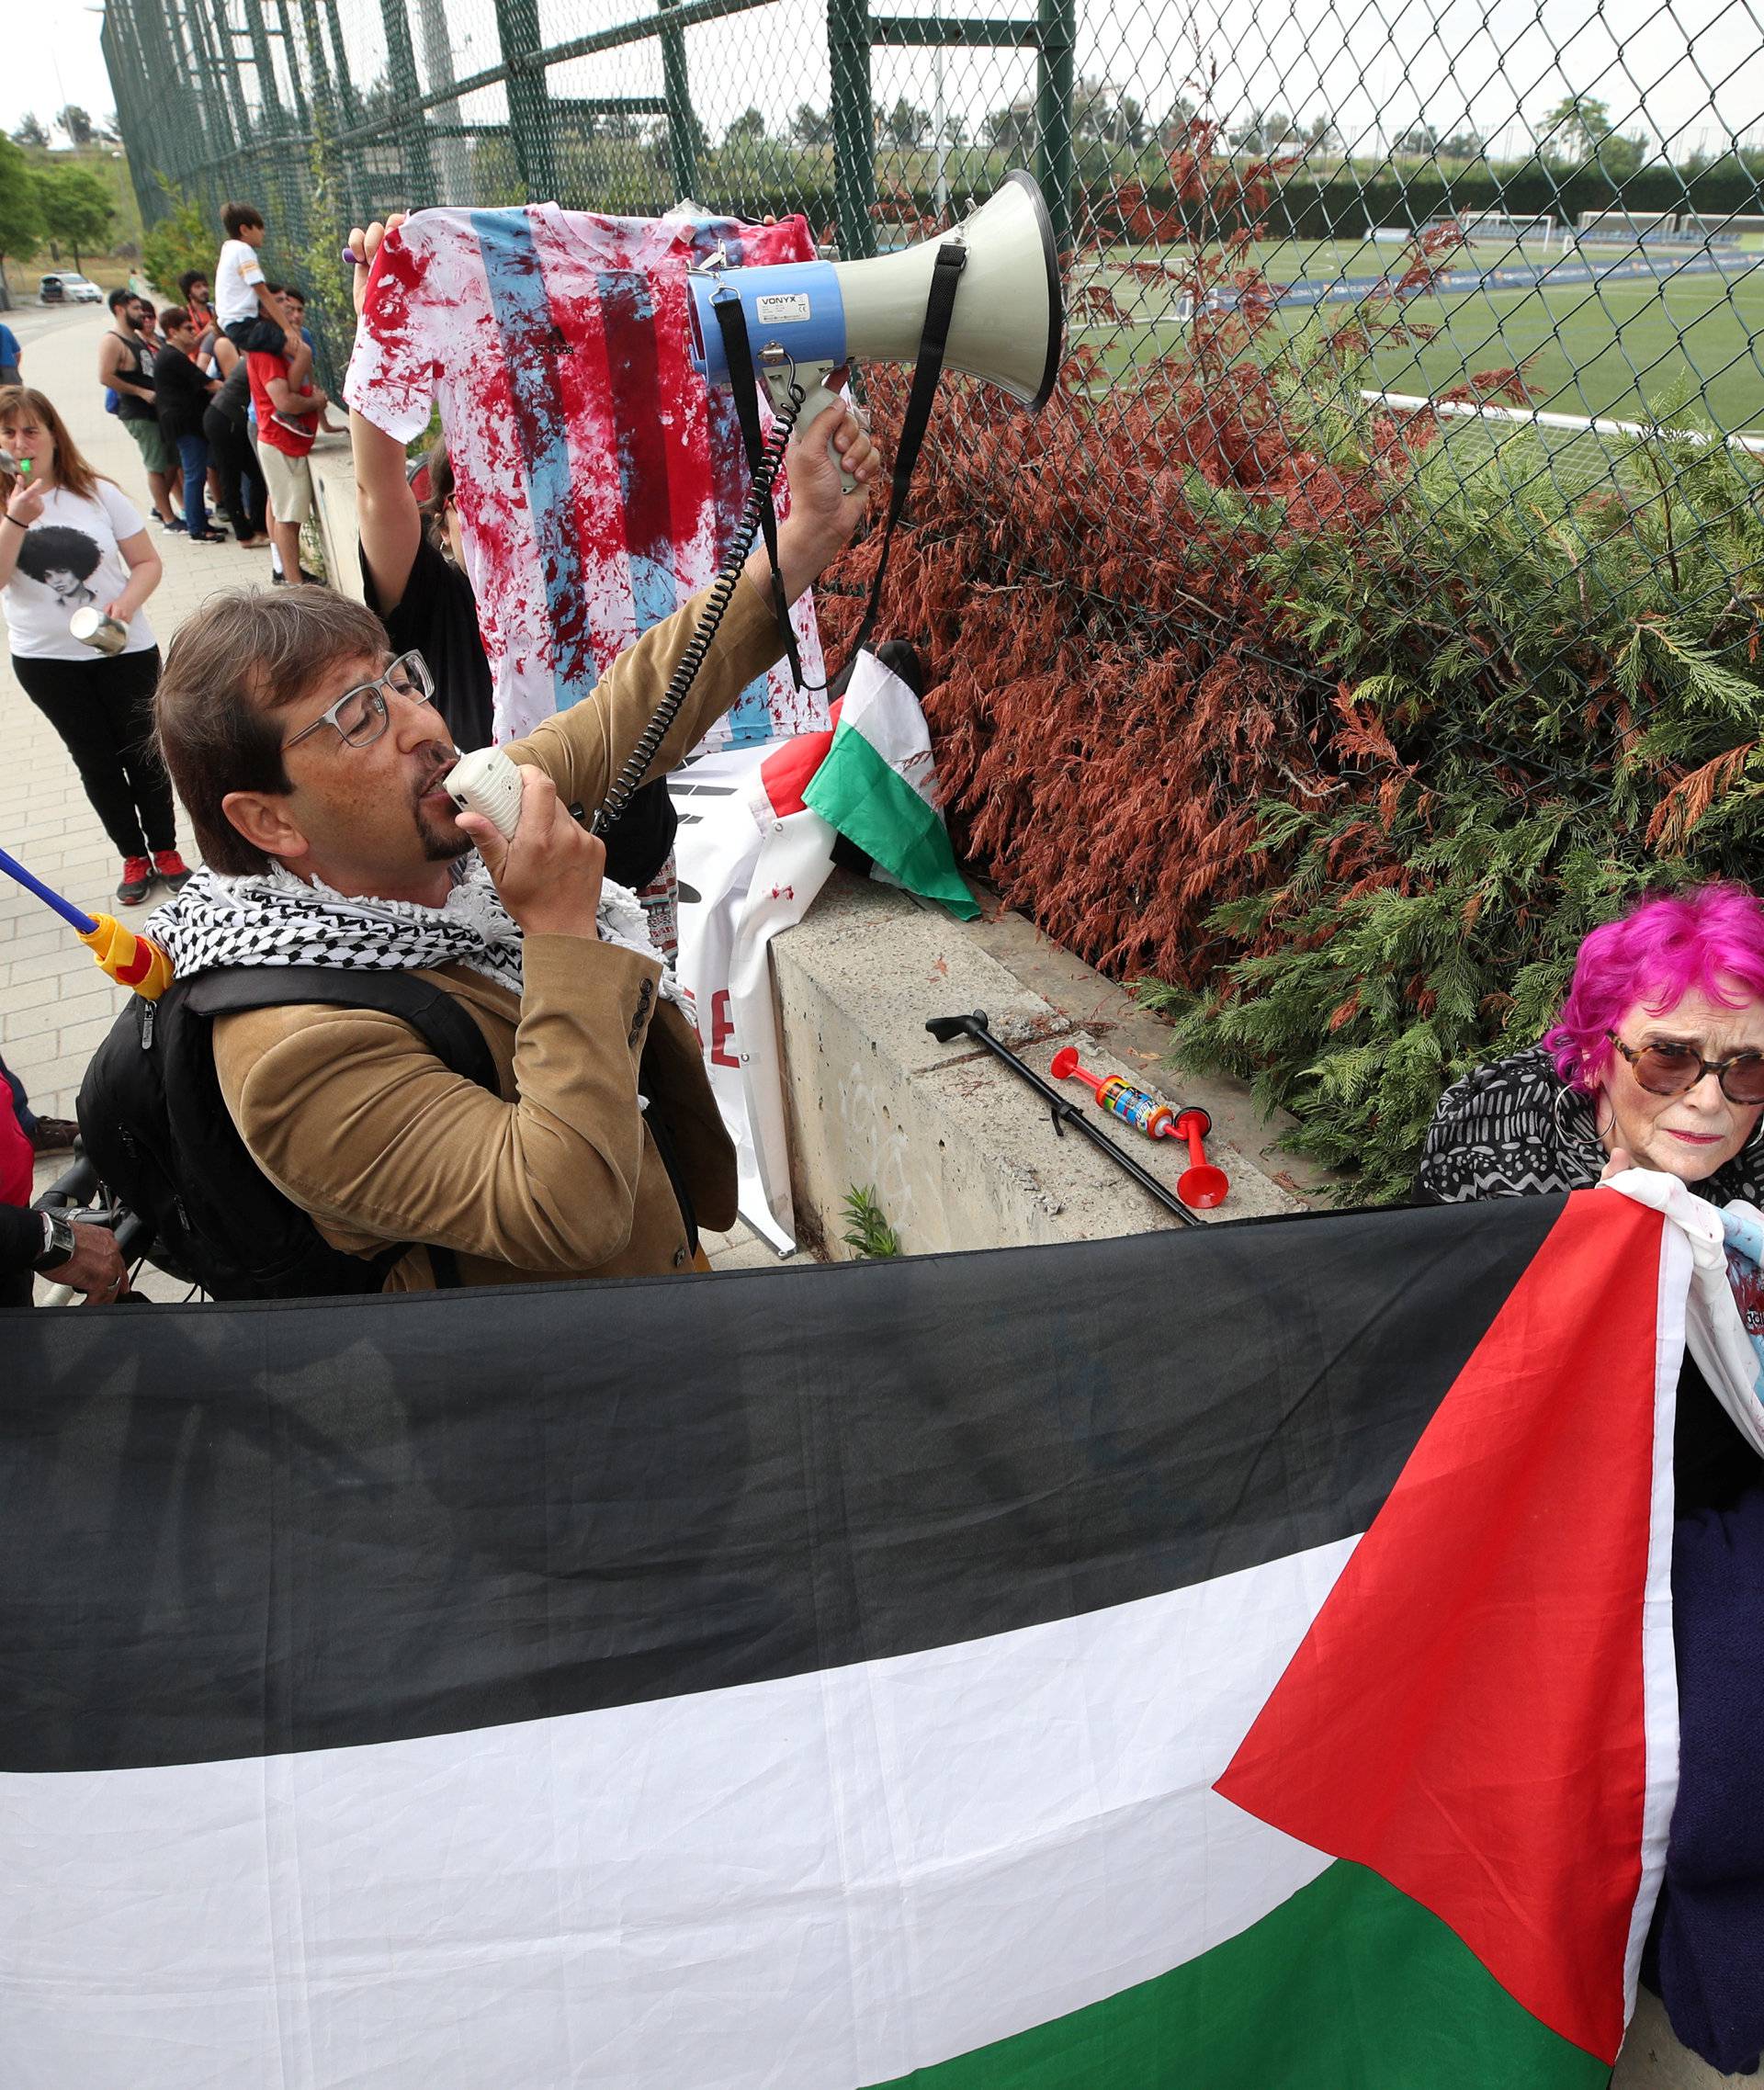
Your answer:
[78,966,500,1300]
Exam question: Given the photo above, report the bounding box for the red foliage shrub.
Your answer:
[812,130,1513,994]
[821,379,1320,983]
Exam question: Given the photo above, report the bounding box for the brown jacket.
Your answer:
[211,576,781,1290]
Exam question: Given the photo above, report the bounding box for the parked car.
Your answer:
[39,273,104,304]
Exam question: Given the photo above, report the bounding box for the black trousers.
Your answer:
[13,647,175,858]
[204,406,266,542]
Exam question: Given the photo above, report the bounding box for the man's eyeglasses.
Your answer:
[1606,1030,1764,1106]
[282,651,436,751]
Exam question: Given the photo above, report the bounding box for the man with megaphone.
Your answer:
[140,367,876,1294]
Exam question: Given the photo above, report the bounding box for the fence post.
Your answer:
[658,0,701,203]
[101,12,160,231]
[134,0,204,212]
[379,0,436,207]
[193,0,242,162]
[493,0,560,202]
[829,0,875,256]
[1034,0,1074,256]
[240,0,287,127]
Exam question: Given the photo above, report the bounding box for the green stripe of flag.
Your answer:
[803,719,979,919]
[861,1861,1609,2090]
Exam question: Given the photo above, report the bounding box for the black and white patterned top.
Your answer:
[1416,1042,1764,1206]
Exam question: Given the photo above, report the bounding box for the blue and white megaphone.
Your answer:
[687,170,1062,483]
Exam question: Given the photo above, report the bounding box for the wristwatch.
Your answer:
[31,1209,75,1274]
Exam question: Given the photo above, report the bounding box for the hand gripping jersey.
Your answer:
[345,204,829,748]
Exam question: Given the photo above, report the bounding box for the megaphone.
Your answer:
[687,170,1063,475]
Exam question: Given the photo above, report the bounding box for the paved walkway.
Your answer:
[3,301,773,1290]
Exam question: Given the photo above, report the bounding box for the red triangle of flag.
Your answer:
[760,697,843,818]
[1216,1189,1669,2062]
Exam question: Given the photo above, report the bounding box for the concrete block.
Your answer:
[774,875,1302,1260]
[710,1235,788,1271]
[0,926,68,964]
[4,1050,91,1113]
[59,1012,122,1058]
[775,874,1068,1074]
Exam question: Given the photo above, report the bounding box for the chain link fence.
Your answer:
[102,0,1764,1197]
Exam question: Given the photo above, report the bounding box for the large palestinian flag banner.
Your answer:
[0,1190,1701,2084]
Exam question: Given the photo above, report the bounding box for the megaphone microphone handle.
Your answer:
[786,376,859,496]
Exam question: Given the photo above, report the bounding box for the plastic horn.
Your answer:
[1049,1045,1177,1141]
[0,845,175,1000]
[929,1011,1200,1226]
[1172,1108,1229,1209]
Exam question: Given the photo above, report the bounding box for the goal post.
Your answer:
[1576,209,1679,243]
[1456,211,1557,253]
[1680,213,1764,243]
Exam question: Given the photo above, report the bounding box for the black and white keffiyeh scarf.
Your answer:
[146,855,691,1014]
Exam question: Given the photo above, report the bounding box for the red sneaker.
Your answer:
[117,856,154,906]
[152,849,194,891]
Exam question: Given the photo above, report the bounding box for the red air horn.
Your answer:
[1048,1046,1230,1208]
[1171,1107,1229,1209]
[1049,1046,1175,1139]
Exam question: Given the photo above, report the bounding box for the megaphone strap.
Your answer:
[828,237,968,700]
[711,291,809,694]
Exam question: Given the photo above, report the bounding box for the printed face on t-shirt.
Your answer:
[43,566,95,605]
[15,523,105,607]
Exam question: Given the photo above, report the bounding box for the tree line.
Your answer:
[0,110,121,287]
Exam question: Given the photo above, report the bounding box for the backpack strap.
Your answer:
[183,966,503,1288]
[183,966,501,1095]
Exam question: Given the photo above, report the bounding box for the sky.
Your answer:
[395,0,1764,164]
[5,0,1763,172]
[0,0,117,144]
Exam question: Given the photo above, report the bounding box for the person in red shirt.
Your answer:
[246,320,327,585]
[179,269,216,350]
[0,1056,128,1307]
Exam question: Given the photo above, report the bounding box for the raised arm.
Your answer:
[345,214,424,611]
[511,402,877,809]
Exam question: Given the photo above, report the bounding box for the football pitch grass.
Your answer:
[1076,235,1764,436]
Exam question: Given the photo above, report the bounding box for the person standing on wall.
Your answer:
[98,288,182,534]
[0,387,191,907]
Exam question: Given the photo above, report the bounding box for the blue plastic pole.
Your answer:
[0,847,99,935]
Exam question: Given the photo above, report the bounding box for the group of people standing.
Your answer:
[0,198,336,912]
[94,200,332,577]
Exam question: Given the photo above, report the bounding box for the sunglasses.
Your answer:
[282,650,436,751]
[1606,1030,1764,1106]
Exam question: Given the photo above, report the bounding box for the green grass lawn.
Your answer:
[1074,237,1764,435]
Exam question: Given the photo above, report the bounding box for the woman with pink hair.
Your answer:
[1419,882,1764,1204]
[1423,883,1764,2075]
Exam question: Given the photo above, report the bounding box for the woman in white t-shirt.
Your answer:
[0,386,190,908]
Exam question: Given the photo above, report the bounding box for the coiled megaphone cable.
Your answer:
[590,380,803,836]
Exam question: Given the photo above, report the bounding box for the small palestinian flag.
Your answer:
[1,1190,1683,2085]
[803,651,978,919]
